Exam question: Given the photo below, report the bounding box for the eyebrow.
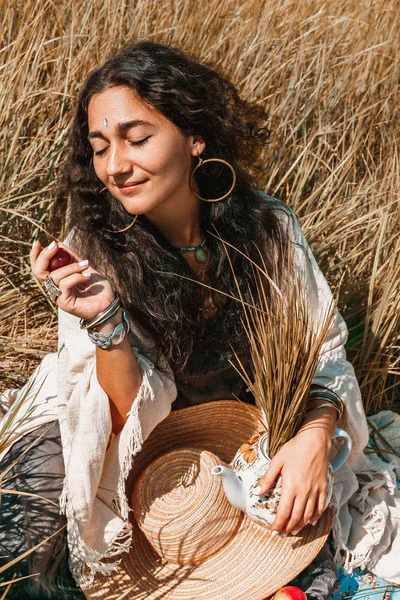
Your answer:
[88,120,154,140]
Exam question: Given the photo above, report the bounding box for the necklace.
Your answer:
[176,239,208,263]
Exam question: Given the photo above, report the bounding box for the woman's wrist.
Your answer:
[298,404,338,440]
[306,386,344,419]
[79,293,120,330]
[93,309,123,333]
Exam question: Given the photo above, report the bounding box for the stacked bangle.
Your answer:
[80,295,122,330]
[306,402,342,418]
[306,388,344,420]
[79,294,131,349]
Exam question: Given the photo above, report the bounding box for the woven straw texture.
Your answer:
[132,448,243,566]
[84,400,333,599]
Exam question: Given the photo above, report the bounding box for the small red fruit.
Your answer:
[49,248,71,272]
[272,586,307,600]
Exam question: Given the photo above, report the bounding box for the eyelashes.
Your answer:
[129,135,152,147]
[93,135,152,156]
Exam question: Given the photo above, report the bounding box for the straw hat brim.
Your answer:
[84,400,334,600]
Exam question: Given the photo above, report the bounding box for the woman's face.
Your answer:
[87,86,205,218]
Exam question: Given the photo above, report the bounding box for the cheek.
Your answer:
[147,136,191,179]
[93,159,107,183]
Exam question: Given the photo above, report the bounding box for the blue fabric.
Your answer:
[333,568,400,600]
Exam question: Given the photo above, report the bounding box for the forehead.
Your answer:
[87,85,166,129]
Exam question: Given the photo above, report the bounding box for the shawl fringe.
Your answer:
[59,351,156,589]
[332,463,394,575]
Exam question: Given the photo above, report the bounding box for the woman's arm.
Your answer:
[94,308,143,435]
[56,289,176,583]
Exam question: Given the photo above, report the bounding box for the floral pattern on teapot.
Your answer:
[213,427,351,531]
[231,431,282,526]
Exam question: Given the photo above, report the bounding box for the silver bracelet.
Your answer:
[308,388,344,419]
[87,309,130,349]
[80,294,121,330]
[90,304,122,330]
[305,402,341,417]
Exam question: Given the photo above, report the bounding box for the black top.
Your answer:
[171,192,287,411]
[172,309,255,410]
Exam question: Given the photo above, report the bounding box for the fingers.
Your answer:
[47,260,91,287]
[308,490,328,527]
[269,481,296,535]
[30,240,85,282]
[272,491,327,536]
[30,240,60,278]
[42,271,90,309]
[256,457,283,495]
[284,497,316,535]
[57,271,92,299]
[29,239,43,271]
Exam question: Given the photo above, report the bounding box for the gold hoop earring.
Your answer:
[189,157,237,202]
[103,214,138,233]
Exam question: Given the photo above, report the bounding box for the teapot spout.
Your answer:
[212,465,247,512]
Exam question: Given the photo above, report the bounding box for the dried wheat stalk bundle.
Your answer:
[231,243,336,458]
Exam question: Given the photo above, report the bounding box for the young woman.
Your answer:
[2,40,398,599]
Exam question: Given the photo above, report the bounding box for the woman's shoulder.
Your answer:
[251,189,299,231]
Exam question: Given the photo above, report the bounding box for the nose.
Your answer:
[106,143,132,178]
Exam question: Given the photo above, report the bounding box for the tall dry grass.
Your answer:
[1,0,399,412]
[0,1,399,593]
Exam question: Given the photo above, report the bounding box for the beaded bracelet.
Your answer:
[87,309,130,349]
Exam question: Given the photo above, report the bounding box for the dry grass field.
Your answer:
[1,0,399,412]
[0,0,399,594]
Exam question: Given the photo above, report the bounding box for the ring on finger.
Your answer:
[44,274,62,303]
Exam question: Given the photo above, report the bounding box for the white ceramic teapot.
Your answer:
[212,428,352,530]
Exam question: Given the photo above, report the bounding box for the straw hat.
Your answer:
[84,400,334,600]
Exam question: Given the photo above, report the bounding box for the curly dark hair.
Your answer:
[52,40,290,376]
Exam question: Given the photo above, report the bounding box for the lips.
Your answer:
[117,179,148,191]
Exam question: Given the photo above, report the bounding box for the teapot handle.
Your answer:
[330,428,352,472]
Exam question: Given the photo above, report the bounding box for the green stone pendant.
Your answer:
[176,238,208,262]
[195,247,208,263]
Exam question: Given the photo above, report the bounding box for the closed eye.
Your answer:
[94,148,107,156]
[129,135,152,147]
[93,135,152,156]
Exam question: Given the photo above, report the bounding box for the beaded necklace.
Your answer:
[176,239,208,263]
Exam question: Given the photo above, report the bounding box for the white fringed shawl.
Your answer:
[1,196,399,586]
[56,307,176,586]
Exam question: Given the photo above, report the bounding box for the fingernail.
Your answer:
[83,272,91,278]
[270,531,279,538]
[253,486,262,495]
[48,241,56,250]
[79,260,89,266]
[311,520,318,526]
[280,534,287,539]
[32,240,37,249]
[291,530,300,535]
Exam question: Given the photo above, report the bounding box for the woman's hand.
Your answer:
[30,239,116,321]
[256,427,332,535]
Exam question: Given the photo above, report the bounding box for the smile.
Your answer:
[117,180,148,192]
